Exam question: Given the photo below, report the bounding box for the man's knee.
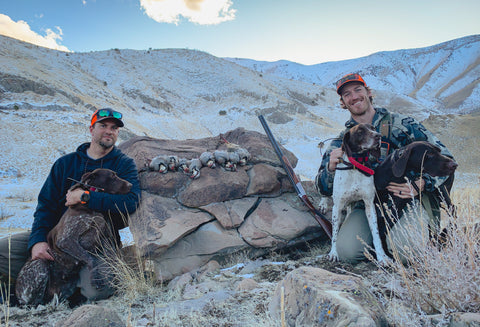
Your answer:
[77,265,114,301]
[0,232,31,280]
[335,209,373,264]
[336,242,366,264]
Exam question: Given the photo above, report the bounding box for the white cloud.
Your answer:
[140,0,236,25]
[0,14,70,52]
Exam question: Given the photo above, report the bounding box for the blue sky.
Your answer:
[1,0,479,65]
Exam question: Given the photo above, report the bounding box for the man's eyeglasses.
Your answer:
[91,108,124,127]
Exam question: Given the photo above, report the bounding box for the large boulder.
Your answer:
[58,305,124,327]
[119,127,328,281]
[269,267,387,326]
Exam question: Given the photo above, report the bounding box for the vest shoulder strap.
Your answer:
[379,111,392,139]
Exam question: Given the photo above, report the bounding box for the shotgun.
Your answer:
[258,115,332,239]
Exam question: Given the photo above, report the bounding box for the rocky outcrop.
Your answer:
[58,305,124,327]
[0,73,55,95]
[269,266,387,326]
[119,128,327,281]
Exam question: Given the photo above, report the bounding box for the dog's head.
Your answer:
[342,124,381,158]
[392,141,458,178]
[81,168,132,194]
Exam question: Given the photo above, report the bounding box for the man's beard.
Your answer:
[99,140,115,149]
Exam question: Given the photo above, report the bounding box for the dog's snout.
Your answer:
[119,181,132,194]
[448,161,458,170]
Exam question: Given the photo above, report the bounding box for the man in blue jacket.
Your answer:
[0,108,141,303]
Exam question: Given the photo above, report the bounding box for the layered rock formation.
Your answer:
[119,127,328,280]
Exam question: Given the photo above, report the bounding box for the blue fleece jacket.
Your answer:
[28,142,141,250]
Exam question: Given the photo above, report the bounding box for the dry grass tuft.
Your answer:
[373,185,480,324]
[103,245,158,302]
[95,210,159,303]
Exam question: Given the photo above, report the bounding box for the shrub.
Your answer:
[373,186,480,324]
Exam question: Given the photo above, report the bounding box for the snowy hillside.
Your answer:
[227,35,480,115]
[0,34,349,185]
[0,34,479,236]
[1,34,479,183]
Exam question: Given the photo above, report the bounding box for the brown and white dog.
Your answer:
[321,124,391,264]
[15,168,132,306]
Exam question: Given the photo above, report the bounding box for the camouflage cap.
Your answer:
[336,73,366,95]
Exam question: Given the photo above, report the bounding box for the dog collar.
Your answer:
[67,177,105,192]
[348,157,375,176]
[350,154,369,162]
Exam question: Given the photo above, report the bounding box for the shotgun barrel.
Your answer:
[258,115,332,239]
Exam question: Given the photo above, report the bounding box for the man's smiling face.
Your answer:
[340,82,373,117]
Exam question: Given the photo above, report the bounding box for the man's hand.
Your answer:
[386,179,425,199]
[65,188,84,206]
[328,148,344,172]
[31,242,54,261]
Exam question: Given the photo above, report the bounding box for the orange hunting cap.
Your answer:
[90,108,124,127]
[336,73,366,95]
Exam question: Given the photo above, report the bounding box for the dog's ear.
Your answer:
[342,130,352,157]
[392,147,412,177]
[81,171,95,184]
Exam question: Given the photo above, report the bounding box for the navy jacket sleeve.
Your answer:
[315,137,343,196]
[29,160,69,250]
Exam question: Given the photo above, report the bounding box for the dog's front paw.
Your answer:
[327,249,340,262]
[318,197,332,215]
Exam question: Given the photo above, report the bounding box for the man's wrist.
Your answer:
[80,190,90,204]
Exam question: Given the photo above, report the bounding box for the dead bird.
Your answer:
[224,141,250,167]
[177,158,190,174]
[225,151,239,171]
[199,151,216,168]
[188,158,202,179]
[214,150,229,167]
[234,147,250,166]
[149,155,169,173]
[167,155,179,171]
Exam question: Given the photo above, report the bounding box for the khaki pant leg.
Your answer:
[335,198,433,265]
[336,208,373,264]
[421,195,440,234]
[0,231,30,282]
[387,199,430,264]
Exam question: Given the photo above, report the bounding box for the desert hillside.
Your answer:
[0,34,478,236]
